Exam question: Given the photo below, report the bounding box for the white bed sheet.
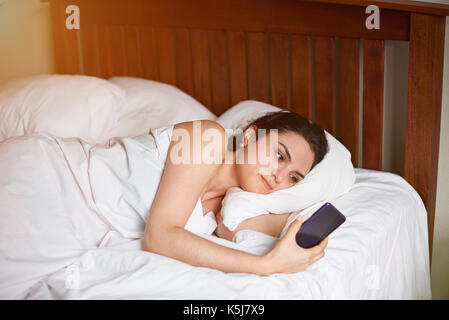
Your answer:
[0,128,429,299]
[56,168,426,300]
[0,77,431,299]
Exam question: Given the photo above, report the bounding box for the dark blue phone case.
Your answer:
[295,202,346,249]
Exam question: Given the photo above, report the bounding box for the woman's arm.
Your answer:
[143,120,326,275]
[214,211,290,241]
[143,120,267,274]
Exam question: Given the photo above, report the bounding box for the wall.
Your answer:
[428,5,449,302]
[432,22,449,299]
[0,0,55,84]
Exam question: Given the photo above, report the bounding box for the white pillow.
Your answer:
[107,77,217,137]
[216,100,356,231]
[0,74,125,145]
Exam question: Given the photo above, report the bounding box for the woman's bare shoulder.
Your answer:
[172,120,227,164]
[145,121,227,232]
[173,120,226,139]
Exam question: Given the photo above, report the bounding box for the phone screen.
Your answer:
[295,202,346,249]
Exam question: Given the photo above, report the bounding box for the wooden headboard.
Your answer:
[46,0,448,258]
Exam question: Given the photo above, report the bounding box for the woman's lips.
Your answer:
[260,175,273,191]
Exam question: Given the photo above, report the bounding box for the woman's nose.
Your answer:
[273,167,287,186]
[273,174,281,186]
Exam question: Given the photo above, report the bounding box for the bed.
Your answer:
[0,0,447,299]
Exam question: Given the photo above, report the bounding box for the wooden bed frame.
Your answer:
[46,0,448,259]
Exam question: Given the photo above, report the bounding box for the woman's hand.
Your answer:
[214,212,237,241]
[261,216,328,275]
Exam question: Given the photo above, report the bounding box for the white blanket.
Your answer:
[0,133,431,299]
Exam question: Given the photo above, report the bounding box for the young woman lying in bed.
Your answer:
[144,111,329,276]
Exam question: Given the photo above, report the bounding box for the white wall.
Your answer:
[0,0,55,84]
[430,11,449,302]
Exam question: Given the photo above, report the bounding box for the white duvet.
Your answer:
[0,132,431,300]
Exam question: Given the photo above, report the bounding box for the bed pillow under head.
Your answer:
[0,74,125,145]
[216,100,356,231]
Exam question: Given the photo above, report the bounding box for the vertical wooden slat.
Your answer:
[49,0,80,74]
[139,26,159,81]
[405,13,445,261]
[363,39,385,170]
[156,27,176,86]
[81,24,99,76]
[124,26,143,78]
[314,36,337,135]
[339,38,360,167]
[228,31,248,106]
[96,25,113,79]
[191,29,212,110]
[174,28,194,96]
[247,32,269,103]
[109,25,127,76]
[269,33,290,109]
[291,35,313,119]
[209,30,231,115]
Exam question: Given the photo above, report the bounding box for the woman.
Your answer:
[144,110,329,276]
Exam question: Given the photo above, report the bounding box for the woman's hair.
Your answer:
[230,110,329,170]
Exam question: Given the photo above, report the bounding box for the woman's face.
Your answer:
[235,126,315,194]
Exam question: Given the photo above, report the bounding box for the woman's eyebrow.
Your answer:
[279,142,305,179]
[279,142,291,161]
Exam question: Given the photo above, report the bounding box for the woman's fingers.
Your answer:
[267,219,328,274]
[318,237,329,250]
[306,237,328,264]
[310,247,326,264]
[308,237,328,255]
[286,216,303,238]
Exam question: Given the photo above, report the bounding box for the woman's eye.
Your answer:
[291,175,299,183]
[276,152,284,161]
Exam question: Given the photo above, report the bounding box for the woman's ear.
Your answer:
[243,125,257,147]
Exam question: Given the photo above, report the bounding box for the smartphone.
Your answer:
[295,202,346,249]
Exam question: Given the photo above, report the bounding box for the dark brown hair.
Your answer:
[230,111,328,170]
